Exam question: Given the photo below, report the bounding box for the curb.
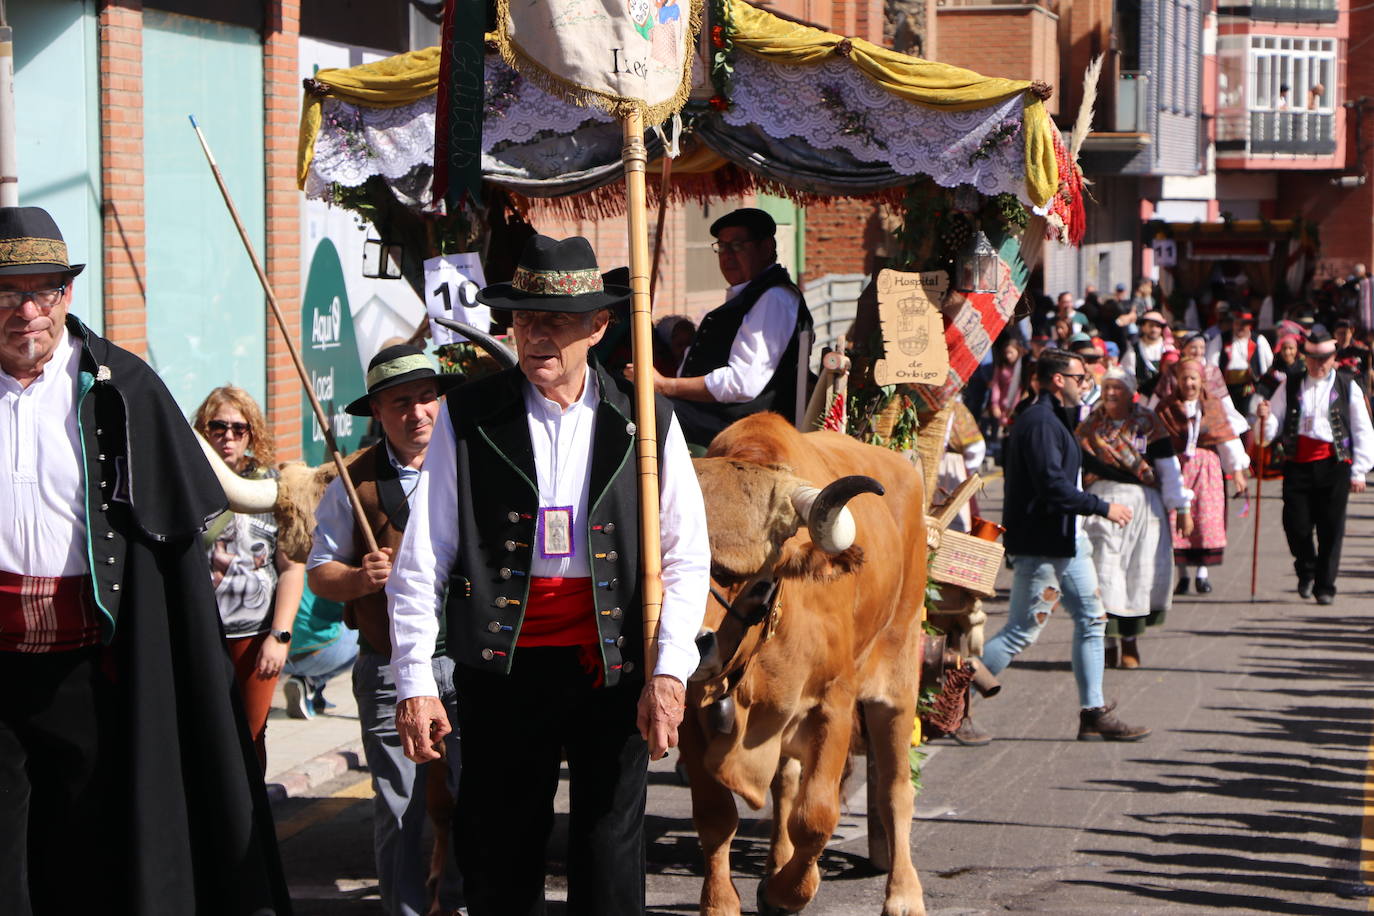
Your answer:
[265,740,366,805]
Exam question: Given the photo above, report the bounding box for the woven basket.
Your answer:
[914,405,950,510]
[928,530,1004,598]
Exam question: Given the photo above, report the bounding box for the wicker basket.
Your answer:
[928,531,1003,598]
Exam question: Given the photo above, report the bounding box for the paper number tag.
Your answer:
[424,253,489,347]
[539,507,574,558]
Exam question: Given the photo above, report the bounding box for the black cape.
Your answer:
[67,317,291,915]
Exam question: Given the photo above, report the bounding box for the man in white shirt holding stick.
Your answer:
[387,235,711,915]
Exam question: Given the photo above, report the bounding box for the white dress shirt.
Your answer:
[1206,334,1272,376]
[1261,372,1374,480]
[308,441,419,570]
[687,281,801,404]
[0,328,88,578]
[387,367,712,701]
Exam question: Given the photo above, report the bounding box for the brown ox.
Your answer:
[682,412,927,916]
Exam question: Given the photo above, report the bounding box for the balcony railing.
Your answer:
[1217,110,1335,156]
[1218,0,1338,22]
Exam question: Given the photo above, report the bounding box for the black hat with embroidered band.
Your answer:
[475,235,631,313]
[344,344,466,416]
[0,206,85,277]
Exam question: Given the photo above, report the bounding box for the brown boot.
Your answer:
[1104,637,1119,669]
[1120,638,1140,669]
[1077,702,1151,741]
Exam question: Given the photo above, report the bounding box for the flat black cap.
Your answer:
[709,207,776,239]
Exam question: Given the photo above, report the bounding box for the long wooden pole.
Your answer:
[190,115,378,554]
[1250,426,1263,601]
[623,110,664,684]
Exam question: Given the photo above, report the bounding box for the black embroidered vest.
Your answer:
[441,363,670,686]
[1278,370,1354,464]
[678,264,813,440]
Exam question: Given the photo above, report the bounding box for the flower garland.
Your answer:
[967,117,1020,167]
[817,83,889,151]
[707,0,735,111]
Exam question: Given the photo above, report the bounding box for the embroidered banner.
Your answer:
[493,0,701,122]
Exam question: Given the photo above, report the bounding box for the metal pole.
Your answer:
[623,110,664,690]
[189,115,378,554]
[0,5,19,207]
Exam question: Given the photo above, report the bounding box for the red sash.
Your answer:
[0,571,100,654]
[1294,435,1335,463]
[516,577,599,648]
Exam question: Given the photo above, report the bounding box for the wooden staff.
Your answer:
[622,110,664,681]
[189,115,379,554]
[1250,423,1263,601]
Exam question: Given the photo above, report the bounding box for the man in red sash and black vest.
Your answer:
[307,344,465,916]
[0,207,288,913]
[1208,310,1272,415]
[388,235,711,915]
[1258,327,1374,604]
[632,207,813,449]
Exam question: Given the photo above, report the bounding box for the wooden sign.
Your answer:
[873,269,950,386]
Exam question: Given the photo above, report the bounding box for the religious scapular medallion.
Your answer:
[539,506,575,558]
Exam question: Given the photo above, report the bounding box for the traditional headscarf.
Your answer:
[1100,366,1137,396]
[1154,358,1237,451]
[1078,393,1168,487]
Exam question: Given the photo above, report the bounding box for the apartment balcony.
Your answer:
[1217,0,1338,23]
[1217,109,1337,159]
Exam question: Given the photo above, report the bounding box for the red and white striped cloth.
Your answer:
[0,570,99,653]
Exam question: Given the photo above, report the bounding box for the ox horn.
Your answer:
[790,475,885,554]
[195,429,278,514]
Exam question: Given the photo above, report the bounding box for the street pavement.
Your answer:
[266,476,1374,914]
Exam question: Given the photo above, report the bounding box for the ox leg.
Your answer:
[759,702,851,914]
[681,715,744,916]
[861,699,926,916]
[767,757,803,878]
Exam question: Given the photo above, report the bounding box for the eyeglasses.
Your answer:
[207,420,251,438]
[0,285,66,311]
[711,239,757,255]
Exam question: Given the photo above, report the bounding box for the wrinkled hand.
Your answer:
[1353,476,1368,494]
[622,363,670,395]
[637,675,686,760]
[1106,502,1133,527]
[1232,471,1248,497]
[256,637,289,680]
[359,547,394,592]
[397,696,452,763]
[1176,511,1194,538]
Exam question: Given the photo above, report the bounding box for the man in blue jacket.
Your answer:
[978,348,1151,741]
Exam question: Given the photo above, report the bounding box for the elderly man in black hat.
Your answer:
[1257,327,1374,604]
[306,343,466,916]
[387,235,711,914]
[630,206,813,449]
[0,205,288,913]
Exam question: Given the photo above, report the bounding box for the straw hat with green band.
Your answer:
[344,344,465,416]
[0,207,85,277]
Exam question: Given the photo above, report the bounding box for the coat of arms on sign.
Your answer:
[874,269,950,386]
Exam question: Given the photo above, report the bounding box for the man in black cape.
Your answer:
[0,207,289,914]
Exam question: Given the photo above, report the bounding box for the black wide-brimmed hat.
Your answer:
[344,344,465,416]
[709,207,776,239]
[0,206,85,278]
[476,235,630,313]
[1304,326,1338,357]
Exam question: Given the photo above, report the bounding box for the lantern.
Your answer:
[956,229,999,294]
[362,235,405,280]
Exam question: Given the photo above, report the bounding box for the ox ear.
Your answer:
[775,543,866,582]
[692,458,802,579]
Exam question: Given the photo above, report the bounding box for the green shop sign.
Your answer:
[300,239,367,465]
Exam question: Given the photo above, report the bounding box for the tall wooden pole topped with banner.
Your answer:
[474,0,702,683]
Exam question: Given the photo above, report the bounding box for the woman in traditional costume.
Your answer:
[1155,359,1251,595]
[1079,369,1193,667]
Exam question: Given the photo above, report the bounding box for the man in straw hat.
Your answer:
[387,235,711,914]
[633,206,813,449]
[0,206,288,912]
[1257,327,1374,604]
[306,343,466,915]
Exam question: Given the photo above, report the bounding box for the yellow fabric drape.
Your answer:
[297,47,443,189]
[726,0,1058,206]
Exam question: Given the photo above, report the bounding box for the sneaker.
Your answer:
[283,677,313,720]
[1298,579,1314,599]
[311,691,337,714]
[951,716,993,747]
[1077,703,1151,742]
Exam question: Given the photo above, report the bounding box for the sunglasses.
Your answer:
[207,419,251,438]
[1059,372,1088,383]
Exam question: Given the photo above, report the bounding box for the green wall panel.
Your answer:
[143,10,265,415]
[12,0,102,331]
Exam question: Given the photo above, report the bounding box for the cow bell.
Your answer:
[790,475,885,554]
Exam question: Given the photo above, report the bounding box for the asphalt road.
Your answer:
[277,478,1374,914]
